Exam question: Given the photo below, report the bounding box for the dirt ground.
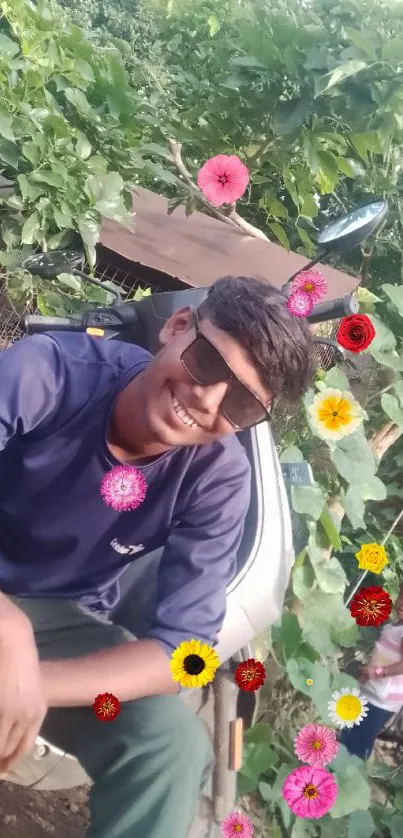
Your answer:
[0,782,90,838]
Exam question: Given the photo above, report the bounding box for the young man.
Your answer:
[0,275,313,838]
[340,584,403,760]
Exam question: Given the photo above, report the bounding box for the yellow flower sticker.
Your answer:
[308,388,362,442]
[170,638,220,688]
[355,543,388,575]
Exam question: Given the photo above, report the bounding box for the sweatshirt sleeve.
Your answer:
[0,335,65,452]
[146,449,251,657]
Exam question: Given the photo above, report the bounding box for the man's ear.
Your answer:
[158,306,193,347]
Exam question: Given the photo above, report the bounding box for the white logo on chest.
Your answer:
[110,538,145,557]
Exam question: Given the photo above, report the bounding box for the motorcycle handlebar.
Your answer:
[22,314,85,334]
[307,293,359,324]
[22,291,359,338]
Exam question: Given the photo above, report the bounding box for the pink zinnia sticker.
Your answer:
[221,811,254,837]
[197,154,249,206]
[294,723,339,768]
[286,290,314,318]
[282,765,338,819]
[100,465,147,512]
[291,269,328,304]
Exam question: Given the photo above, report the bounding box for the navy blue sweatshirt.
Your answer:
[0,333,251,655]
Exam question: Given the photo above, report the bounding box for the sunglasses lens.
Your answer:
[222,382,268,428]
[182,336,268,429]
[181,335,230,385]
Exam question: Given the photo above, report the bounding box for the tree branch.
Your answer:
[167,139,270,241]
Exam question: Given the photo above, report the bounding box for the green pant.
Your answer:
[10,596,214,838]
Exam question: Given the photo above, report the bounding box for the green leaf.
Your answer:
[0,111,14,143]
[76,132,92,160]
[78,216,100,268]
[382,283,403,317]
[21,212,40,245]
[330,431,376,485]
[316,150,339,193]
[382,37,403,61]
[231,56,266,69]
[31,168,67,188]
[272,98,310,135]
[322,60,368,92]
[319,506,342,551]
[0,138,18,168]
[307,535,347,593]
[239,742,278,780]
[84,173,126,220]
[64,87,93,117]
[271,612,302,659]
[330,764,371,818]
[56,273,83,293]
[258,781,274,803]
[286,656,331,709]
[280,445,304,463]
[292,563,315,601]
[208,14,221,37]
[381,393,403,427]
[22,141,41,166]
[352,131,383,161]
[324,366,350,390]
[345,29,376,57]
[291,484,325,520]
[302,591,358,656]
[342,487,366,530]
[0,34,19,58]
[347,810,376,838]
[74,58,95,82]
[367,314,403,371]
[269,222,290,250]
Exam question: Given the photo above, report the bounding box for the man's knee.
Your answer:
[127,694,214,774]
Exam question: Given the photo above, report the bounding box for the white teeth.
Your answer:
[172,395,200,429]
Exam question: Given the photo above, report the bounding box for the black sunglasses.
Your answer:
[180,309,272,430]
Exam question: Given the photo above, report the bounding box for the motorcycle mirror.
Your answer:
[282,198,388,295]
[317,198,388,253]
[21,250,85,279]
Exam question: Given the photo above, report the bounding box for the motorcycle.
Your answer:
[1,198,388,837]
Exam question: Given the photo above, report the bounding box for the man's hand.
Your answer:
[0,608,47,773]
[359,664,381,682]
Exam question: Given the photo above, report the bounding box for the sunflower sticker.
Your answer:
[170,639,220,688]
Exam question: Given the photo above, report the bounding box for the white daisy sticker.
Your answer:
[328,687,369,729]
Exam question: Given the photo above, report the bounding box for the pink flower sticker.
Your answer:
[197,155,249,206]
[291,269,328,304]
[221,810,254,837]
[294,723,339,768]
[286,290,314,318]
[100,465,147,512]
[282,765,338,819]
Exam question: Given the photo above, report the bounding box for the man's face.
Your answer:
[130,306,272,450]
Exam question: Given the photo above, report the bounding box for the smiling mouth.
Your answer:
[171,393,202,430]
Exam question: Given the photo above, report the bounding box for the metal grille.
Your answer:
[0,259,165,350]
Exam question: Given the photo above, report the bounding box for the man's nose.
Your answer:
[191,380,230,412]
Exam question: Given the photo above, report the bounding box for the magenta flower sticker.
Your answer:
[221,811,254,837]
[286,290,314,318]
[282,765,338,819]
[291,269,328,304]
[100,465,147,512]
[197,154,249,206]
[294,723,339,768]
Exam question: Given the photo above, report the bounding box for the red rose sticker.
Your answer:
[336,315,376,353]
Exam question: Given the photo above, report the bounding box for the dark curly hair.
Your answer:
[198,276,314,404]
